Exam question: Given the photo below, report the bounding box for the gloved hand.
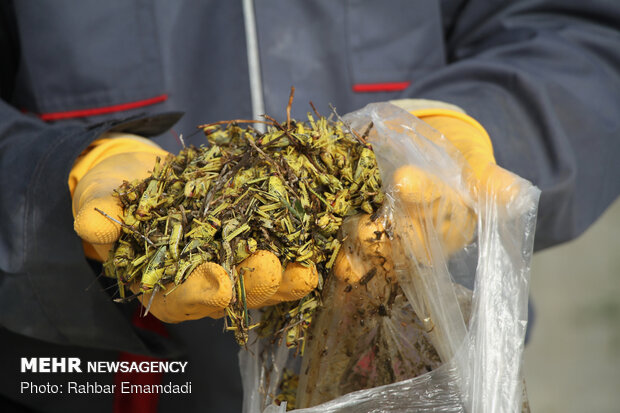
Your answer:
[71,133,318,323]
[333,102,519,283]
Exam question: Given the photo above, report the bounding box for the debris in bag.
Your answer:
[294,215,444,408]
[265,212,474,410]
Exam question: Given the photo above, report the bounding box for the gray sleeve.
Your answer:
[0,100,138,348]
[410,0,620,250]
[0,98,184,356]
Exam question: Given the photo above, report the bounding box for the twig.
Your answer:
[198,119,274,129]
[143,284,160,316]
[309,101,321,117]
[262,114,302,148]
[361,122,374,141]
[94,207,155,247]
[329,104,368,145]
[286,86,295,129]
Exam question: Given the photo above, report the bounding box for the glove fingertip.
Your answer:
[479,164,522,205]
[263,262,318,306]
[74,199,122,245]
[141,262,233,323]
[393,165,441,204]
[190,262,234,310]
[333,250,364,284]
[239,250,283,309]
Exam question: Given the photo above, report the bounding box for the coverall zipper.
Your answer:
[242,0,266,133]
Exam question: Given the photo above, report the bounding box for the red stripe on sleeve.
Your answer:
[38,94,168,121]
[352,81,411,93]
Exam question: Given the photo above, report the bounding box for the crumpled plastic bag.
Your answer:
[239,103,540,412]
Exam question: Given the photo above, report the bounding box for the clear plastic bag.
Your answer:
[240,103,540,412]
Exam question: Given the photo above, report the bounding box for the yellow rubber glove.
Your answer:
[70,133,169,260]
[70,134,318,323]
[408,108,518,203]
[334,102,519,282]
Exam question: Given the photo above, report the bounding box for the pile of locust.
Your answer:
[103,106,383,345]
